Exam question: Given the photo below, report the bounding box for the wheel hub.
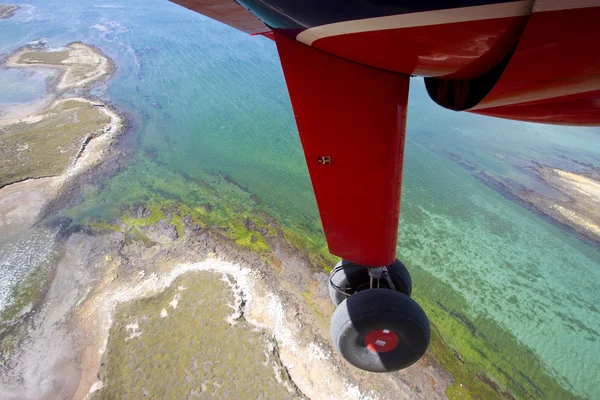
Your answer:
[364,329,399,353]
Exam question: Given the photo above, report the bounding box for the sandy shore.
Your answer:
[480,165,600,246]
[445,151,600,247]
[525,167,600,243]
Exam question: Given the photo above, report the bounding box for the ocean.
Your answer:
[0,1,598,397]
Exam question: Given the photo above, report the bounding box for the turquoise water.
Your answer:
[0,68,51,105]
[0,1,599,397]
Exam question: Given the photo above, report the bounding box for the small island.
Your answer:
[0,42,123,234]
[521,167,600,244]
[0,4,19,19]
[6,42,113,93]
[446,151,600,247]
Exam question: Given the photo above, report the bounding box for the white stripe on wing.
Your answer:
[296,1,533,46]
[533,0,600,13]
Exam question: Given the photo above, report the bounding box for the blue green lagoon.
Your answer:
[0,1,599,398]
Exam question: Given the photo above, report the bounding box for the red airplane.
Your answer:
[168,0,600,372]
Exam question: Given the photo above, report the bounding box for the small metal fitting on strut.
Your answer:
[368,266,396,290]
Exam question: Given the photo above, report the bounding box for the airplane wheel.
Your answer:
[328,259,412,306]
[330,288,430,372]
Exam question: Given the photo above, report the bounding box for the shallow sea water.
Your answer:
[0,68,50,105]
[0,1,598,397]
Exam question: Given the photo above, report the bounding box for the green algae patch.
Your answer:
[226,219,269,253]
[88,221,121,233]
[122,203,166,228]
[0,99,111,188]
[411,267,580,400]
[89,219,157,248]
[171,214,185,238]
[70,159,275,254]
[95,271,298,400]
[124,228,156,248]
[282,228,337,271]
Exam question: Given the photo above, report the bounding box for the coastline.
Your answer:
[0,42,124,235]
[0,145,580,398]
[0,40,127,375]
[6,160,576,400]
[1,205,453,400]
[523,168,600,243]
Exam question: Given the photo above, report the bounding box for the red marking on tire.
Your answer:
[364,329,399,353]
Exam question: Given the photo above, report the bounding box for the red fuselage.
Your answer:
[236,0,600,126]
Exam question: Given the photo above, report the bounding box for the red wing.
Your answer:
[274,32,409,266]
[169,0,271,35]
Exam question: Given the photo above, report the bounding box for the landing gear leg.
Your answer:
[274,31,427,372]
[328,259,412,306]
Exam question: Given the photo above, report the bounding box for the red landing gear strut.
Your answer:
[274,32,430,372]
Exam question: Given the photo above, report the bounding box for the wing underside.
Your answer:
[169,0,271,35]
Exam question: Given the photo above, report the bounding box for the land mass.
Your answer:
[0,5,19,19]
[5,42,112,93]
[446,151,600,247]
[1,201,454,400]
[0,42,122,236]
[521,168,600,244]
